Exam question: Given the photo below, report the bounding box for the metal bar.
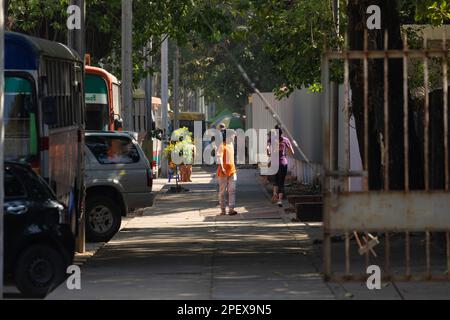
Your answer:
[328,274,450,282]
[424,37,430,191]
[385,232,391,278]
[325,170,368,177]
[443,36,449,192]
[403,36,410,191]
[322,54,332,280]
[344,33,350,192]
[69,0,86,255]
[363,30,369,191]
[406,231,411,279]
[325,49,449,60]
[328,191,450,231]
[426,231,431,279]
[447,232,450,280]
[384,30,390,191]
[345,232,350,277]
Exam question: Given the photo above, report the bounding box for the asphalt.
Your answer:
[46,167,450,300]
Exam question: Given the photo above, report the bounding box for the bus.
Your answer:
[4,31,85,234]
[85,66,122,131]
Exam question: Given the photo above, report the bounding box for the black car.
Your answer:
[3,162,75,298]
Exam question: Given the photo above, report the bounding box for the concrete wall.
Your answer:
[249,87,362,186]
[249,90,322,184]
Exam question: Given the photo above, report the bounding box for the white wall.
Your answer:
[249,90,322,183]
[249,88,362,186]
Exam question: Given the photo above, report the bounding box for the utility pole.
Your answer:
[142,39,153,175]
[0,0,5,299]
[122,0,133,130]
[160,35,169,178]
[173,43,180,130]
[68,0,85,58]
[68,0,86,254]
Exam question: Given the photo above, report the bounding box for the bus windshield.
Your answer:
[85,73,109,130]
[4,76,38,162]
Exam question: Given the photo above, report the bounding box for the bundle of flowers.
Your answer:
[163,127,194,165]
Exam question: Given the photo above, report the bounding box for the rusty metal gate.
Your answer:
[322,31,450,281]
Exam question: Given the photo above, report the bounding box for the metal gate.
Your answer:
[322,31,450,281]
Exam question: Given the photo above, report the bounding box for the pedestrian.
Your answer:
[216,127,238,216]
[269,125,294,207]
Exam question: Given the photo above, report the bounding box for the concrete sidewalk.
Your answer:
[48,167,334,300]
[47,167,450,300]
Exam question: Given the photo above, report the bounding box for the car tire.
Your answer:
[14,244,66,298]
[85,195,122,243]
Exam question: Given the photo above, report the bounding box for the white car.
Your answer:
[84,131,154,242]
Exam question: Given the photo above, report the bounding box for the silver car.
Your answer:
[84,131,154,242]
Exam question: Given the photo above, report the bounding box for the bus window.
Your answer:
[4,76,38,161]
[85,74,109,130]
[112,83,121,117]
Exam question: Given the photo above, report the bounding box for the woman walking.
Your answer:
[217,127,238,216]
[270,125,294,207]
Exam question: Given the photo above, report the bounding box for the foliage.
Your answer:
[6,0,450,112]
[416,0,450,25]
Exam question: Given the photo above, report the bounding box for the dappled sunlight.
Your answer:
[48,168,332,300]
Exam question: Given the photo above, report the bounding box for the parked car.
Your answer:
[3,162,75,298]
[84,131,154,242]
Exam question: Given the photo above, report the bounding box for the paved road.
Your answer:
[48,168,333,300]
[47,168,450,300]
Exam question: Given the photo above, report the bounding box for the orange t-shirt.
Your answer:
[217,142,236,177]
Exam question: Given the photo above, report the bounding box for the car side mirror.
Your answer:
[42,96,57,125]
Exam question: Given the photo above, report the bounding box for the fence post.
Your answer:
[322,54,332,280]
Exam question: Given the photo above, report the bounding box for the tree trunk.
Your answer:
[347,0,423,190]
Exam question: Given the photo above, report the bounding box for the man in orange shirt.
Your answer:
[217,128,238,216]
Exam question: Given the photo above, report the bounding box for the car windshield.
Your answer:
[4,76,38,162]
[85,135,140,165]
[85,74,109,130]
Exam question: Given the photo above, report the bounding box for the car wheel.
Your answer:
[86,195,122,243]
[14,245,66,298]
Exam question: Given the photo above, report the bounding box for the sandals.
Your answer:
[228,210,238,216]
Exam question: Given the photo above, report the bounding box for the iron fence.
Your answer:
[322,30,450,281]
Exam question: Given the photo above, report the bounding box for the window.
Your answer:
[46,59,79,128]
[4,76,38,162]
[4,170,27,199]
[112,83,121,116]
[85,74,109,130]
[86,135,140,164]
